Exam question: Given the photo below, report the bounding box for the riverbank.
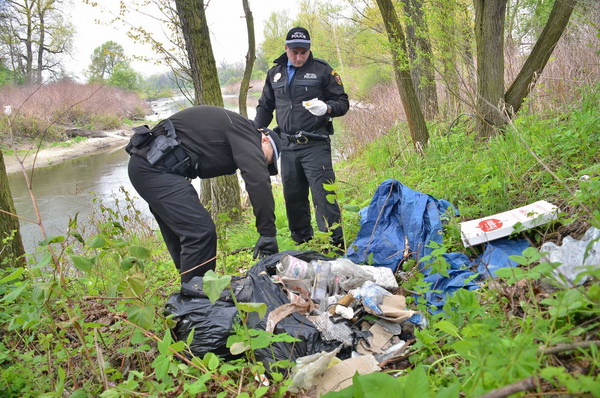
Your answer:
[3,130,132,175]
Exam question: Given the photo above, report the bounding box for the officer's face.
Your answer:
[261,135,274,164]
[285,45,310,68]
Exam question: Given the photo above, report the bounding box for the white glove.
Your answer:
[302,98,328,116]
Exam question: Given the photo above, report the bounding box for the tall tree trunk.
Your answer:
[174,0,223,108]
[402,0,438,119]
[504,0,577,116]
[238,0,256,118]
[0,152,25,267]
[174,0,241,222]
[36,3,45,84]
[474,0,508,138]
[376,0,429,152]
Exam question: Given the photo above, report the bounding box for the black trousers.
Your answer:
[280,142,343,246]
[128,155,216,284]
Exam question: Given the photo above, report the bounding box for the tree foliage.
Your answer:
[1,0,74,84]
[106,61,143,91]
[87,41,127,82]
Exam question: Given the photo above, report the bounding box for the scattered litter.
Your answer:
[313,354,381,395]
[166,250,422,395]
[288,346,343,393]
[460,200,559,247]
[313,312,354,346]
[165,178,589,396]
[540,226,600,286]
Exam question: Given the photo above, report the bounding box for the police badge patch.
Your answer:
[332,70,342,85]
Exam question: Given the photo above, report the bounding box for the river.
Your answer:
[9,95,257,254]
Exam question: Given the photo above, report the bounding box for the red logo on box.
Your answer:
[477,218,503,232]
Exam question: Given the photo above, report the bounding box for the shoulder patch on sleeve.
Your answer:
[332,70,343,85]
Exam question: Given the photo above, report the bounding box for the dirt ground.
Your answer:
[3,130,132,175]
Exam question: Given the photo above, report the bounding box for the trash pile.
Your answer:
[165,178,599,394]
[165,249,424,394]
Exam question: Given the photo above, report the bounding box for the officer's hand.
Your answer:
[253,235,279,259]
[303,99,328,116]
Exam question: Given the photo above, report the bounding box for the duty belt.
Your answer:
[286,130,329,144]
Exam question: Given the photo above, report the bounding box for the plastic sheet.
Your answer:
[474,238,531,278]
[346,179,457,271]
[541,226,600,286]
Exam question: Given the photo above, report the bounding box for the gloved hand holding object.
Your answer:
[302,98,328,116]
[253,235,279,259]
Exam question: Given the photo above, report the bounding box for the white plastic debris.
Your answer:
[541,226,600,286]
[288,345,342,393]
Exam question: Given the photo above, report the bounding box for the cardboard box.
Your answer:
[460,200,559,247]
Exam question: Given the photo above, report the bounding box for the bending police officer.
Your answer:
[126,105,281,284]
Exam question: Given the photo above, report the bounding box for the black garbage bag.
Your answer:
[164,250,344,370]
[245,251,343,371]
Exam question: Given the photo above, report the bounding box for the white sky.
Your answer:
[67,0,300,80]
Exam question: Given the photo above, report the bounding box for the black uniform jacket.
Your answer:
[254,52,349,143]
[151,105,276,237]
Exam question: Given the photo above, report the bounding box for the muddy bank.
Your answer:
[3,130,132,175]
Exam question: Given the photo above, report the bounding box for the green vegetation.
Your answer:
[0,83,598,396]
[0,1,598,395]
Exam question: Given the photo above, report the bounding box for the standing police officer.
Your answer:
[254,27,349,250]
[127,105,281,284]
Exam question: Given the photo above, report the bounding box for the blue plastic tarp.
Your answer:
[346,179,531,313]
[474,238,531,278]
[346,179,457,272]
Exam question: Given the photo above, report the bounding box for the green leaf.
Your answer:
[236,302,267,319]
[509,255,528,266]
[494,267,527,284]
[120,257,137,271]
[38,235,65,246]
[328,372,402,397]
[152,354,170,381]
[1,281,29,303]
[433,320,461,339]
[32,281,55,303]
[157,331,174,355]
[71,232,85,244]
[435,382,461,398]
[69,389,89,398]
[71,255,93,272]
[186,328,195,347]
[125,273,146,298]
[405,365,430,398]
[170,340,185,353]
[206,352,220,370]
[202,270,231,304]
[255,386,270,397]
[343,204,361,212]
[126,304,155,330]
[128,245,151,260]
[89,235,109,249]
[0,267,24,283]
[185,378,208,394]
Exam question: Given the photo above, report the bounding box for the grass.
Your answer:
[0,84,598,396]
